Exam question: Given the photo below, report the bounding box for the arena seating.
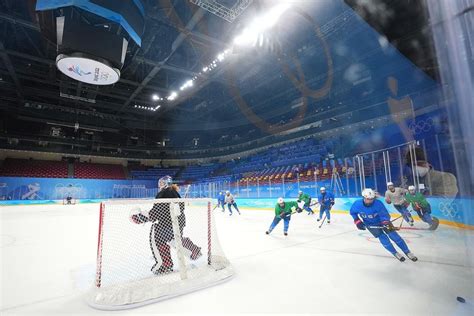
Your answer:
[130,166,180,180]
[0,158,68,178]
[179,164,218,181]
[73,162,125,179]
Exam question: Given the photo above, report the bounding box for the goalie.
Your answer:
[265,197,302,236]
[130,176,202,274]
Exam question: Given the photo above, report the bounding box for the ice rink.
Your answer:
[1,202,473,315]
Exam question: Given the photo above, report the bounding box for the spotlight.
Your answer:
[152,94,160,101]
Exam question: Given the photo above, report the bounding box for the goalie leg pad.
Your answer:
[182,237,202,260]
[158,244,173,268]
[150,225,174,271]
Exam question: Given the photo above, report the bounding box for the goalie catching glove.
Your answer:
[130,213,149,224]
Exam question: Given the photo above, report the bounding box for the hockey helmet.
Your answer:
[362,188,376,199]
[158,175,172,190]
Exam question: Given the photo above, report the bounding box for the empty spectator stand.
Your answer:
[73,162,125,179]
[129,166,180,180]
[0,158,68,178]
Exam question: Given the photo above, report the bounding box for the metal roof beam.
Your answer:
[0,41,23,100]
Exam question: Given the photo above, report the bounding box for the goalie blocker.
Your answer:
[87,198,234,310]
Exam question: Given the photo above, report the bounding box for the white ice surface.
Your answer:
[1,203,473,315]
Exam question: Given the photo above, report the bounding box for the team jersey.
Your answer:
[350,199,391,225]
[405,192,429,209]
[317,192,335,207]
[385,188,408,205]
[298,193,311,205]
[217,194,225,202]
[134,187,186,229]
[274,201,299,216]
[225,194,235,204]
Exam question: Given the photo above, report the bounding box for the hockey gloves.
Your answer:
[130,213,148,224]
[354,219,366,230]
[381,220,396,232]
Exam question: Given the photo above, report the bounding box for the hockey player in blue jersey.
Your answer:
[350,188,418,262]
[217,191,226,212]
[316,187,335,224]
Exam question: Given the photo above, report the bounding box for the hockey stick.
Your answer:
[318,214,327,228]
[309,201,320,207]
[183,184,191,198]
[281,209,302,218]
[365,225,400,231]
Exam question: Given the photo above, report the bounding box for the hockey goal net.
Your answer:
[62,197,77,205]
[87,198,233,310]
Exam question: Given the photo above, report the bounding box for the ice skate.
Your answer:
[394,253,406,262]
[406,252,418,262]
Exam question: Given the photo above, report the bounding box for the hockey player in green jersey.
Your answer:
[265,197,302,236]
[405,185,439,230]
[298,190,314,215]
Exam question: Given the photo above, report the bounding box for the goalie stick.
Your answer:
[182,184,191,198]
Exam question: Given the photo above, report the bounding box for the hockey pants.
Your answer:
[150,224,201,270]
[319,206,331,220]
[268,216,290,233]
[415,204,433,225]
[228,202,240,214]
[367,226,410,255]
[394,204,413,223]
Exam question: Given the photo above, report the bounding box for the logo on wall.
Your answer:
[409,118,434,135]
[55,183,83,199]
[438,199,459,220]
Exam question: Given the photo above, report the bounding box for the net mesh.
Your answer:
[87,198,233,310]
[62,197,76,205]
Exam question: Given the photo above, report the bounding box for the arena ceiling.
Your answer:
[0,0,437,153]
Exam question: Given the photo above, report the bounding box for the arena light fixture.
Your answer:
[152,94,160,101]
[167,91,178,101]
[233,2,291,47]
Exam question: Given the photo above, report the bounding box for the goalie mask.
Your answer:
[158,175,173,191]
